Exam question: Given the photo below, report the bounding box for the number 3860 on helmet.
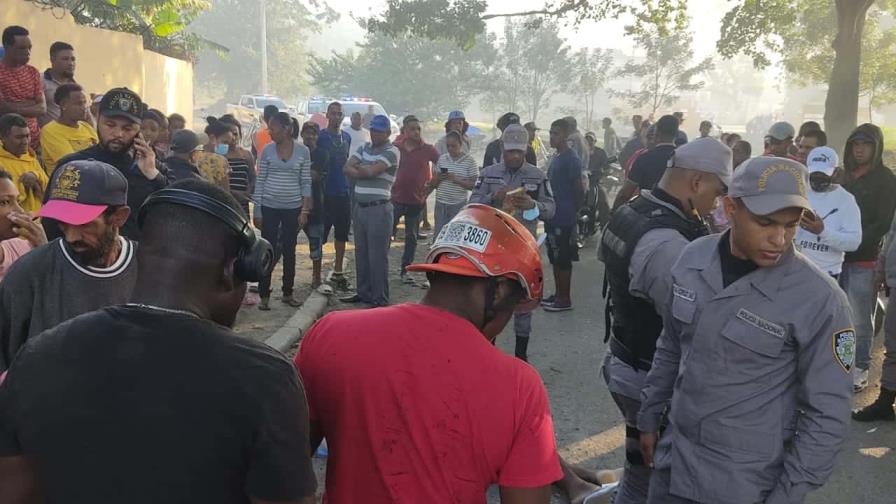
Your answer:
[406,203,544,312]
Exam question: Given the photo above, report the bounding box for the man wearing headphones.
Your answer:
[0,179,318,503]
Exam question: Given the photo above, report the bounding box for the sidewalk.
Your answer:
[232,233,352,346]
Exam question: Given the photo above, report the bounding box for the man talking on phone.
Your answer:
[45,88,168,240]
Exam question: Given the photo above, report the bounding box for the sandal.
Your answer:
[282,295,302,307]
[258,297,270,311]
[317,284,334,295]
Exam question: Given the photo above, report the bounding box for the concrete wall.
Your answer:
[1,1,193,124]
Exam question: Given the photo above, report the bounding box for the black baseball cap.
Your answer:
[99,87,145,124]
[38,159,128,225]
[170,129,202,154]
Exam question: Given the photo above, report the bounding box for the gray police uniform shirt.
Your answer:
[637,234,854,504]
[603,192,690,400]
[469,161,556,235]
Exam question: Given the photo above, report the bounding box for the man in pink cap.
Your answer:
[0,159,136,371]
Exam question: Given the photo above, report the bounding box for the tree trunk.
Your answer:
[824,0,874,154]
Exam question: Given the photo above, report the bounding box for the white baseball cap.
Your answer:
[806,146,839,176]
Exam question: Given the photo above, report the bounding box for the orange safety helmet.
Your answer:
[406,203,543,312]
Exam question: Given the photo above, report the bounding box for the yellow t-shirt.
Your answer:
[39,120,99,173]
[0,145,50,213]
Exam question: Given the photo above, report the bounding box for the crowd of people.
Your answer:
[1,20,896,504]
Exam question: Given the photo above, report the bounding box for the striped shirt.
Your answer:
[254,140,312,210]
[226,155,254,212]
[434,152,478,205]
[351,142,400,204]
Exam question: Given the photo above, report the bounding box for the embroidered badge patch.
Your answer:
[672,284,695,302]
[833,329,856,373]
[736,308,785,339]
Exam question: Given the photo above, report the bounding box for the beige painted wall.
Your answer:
[1,0,193,124]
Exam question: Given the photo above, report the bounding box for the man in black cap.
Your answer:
[48,87,167,240]
[164,129,203,182]
[0,179,317,504]
[0,159,136,371]
[483,112,538,168]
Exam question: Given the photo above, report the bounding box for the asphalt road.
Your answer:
[304,215,895,503]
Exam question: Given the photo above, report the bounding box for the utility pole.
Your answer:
[260,0,268,94]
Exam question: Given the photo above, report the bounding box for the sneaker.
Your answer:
[852,400,896,422]
[543,301,573,312]
[854,368,870,393]
[339,293,363,303]
[540,294,556,306]
[331,274,350,291]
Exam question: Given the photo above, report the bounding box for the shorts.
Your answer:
[303,222,324,261]
[323,194,351,243]
[545,224,578,269]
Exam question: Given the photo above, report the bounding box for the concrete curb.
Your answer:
[264,291,330,353]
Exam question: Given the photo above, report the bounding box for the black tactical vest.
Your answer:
[600,195,708,369]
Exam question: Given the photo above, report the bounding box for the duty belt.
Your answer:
[357,199,389,208]
[610,337,653,372]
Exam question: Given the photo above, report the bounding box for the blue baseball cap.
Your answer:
[448,110,465,121]
[370,114,391,131]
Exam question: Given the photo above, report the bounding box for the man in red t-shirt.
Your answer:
[0,27,45,151]
[391,115,439,281]
[297,205,565,503]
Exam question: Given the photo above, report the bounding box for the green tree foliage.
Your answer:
[365,0,689,48]
[189,0,332,108]
[717,0,879,149]
[26,0,211,59]
[615,28,713,115]
[567,47,614,131]
[308,33,497,120]
[758,2,896,120]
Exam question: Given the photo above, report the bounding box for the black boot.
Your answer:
[515,336,529,362]
[852,387,896,422]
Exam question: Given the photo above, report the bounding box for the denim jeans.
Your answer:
[840,263,876,370]
[259,206,300,298]
[392,202,423,272]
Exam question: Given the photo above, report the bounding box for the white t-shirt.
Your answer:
[794,186,862,275]
[345,126,370,155]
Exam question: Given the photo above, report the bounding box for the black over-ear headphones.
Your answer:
[138,188,274,282]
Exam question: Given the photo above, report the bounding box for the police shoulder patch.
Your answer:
[833,328,856,373]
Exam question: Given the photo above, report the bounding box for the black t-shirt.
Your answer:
[483,139,538,168]
[718,231,759,288]
[0,305,316,503]
[628,144,676,190]
[309,146,329,225]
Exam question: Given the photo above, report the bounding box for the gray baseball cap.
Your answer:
[668,137,733,187]
[38,159,129,225]
[728,156,810,216]
[502,124,529,152]
[766,121,795,141]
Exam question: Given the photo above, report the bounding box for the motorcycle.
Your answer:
[576,157,619,248]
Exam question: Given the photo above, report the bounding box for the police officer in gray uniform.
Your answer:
[638,156,855,504]
[470,123,555,361]
[600,138,731,504]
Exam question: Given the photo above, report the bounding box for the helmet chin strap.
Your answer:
[482,278,499,343]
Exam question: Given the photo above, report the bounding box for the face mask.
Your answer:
[811,179,832,192]
[214,143,229,156]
